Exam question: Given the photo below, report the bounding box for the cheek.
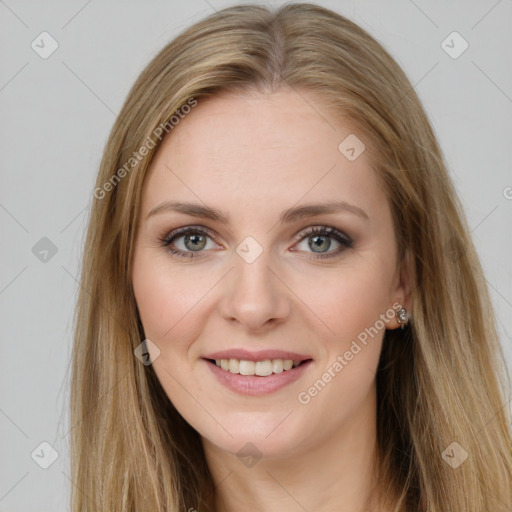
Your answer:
[132,255,213,412]
[292,266,390,437]
[299,255,394,402]
[132,251,214,344]
[309,257,395,347]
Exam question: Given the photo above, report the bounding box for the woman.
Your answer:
[70,3,512,511]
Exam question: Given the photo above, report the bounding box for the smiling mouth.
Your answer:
[205,358,312,376]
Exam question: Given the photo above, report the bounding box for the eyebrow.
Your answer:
[147,199,369,224]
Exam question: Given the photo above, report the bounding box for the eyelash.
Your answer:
[159,225,353,260]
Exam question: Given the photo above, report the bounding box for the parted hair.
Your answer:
[70,3,512,511]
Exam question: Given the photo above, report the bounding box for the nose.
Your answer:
[218,249,291,333]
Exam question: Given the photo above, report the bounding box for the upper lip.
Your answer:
[202,349,312,362]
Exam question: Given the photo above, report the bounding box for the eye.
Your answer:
[159,225,353,260]
[292,226,353,259]
[159,226,219,259]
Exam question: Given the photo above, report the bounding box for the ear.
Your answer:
[387,248,414,330]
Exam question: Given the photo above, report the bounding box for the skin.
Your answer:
[131,88,412,512]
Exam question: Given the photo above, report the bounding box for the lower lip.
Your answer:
[203,359,313,396]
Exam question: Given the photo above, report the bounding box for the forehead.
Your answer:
[141,89,385,221]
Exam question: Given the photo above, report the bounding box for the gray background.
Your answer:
[1,1,511,510]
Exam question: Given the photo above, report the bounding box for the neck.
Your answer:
[202,386,386,512]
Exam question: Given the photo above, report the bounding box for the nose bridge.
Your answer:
[219,238,290,328]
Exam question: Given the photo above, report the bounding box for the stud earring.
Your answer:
[396,307,409,330]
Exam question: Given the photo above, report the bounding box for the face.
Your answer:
[131,88,409,460]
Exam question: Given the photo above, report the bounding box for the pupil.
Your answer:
[310,235,330,253]
[185,233,206,251]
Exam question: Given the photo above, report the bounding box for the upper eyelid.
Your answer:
[161,225,216,241]
[163,224,345,236]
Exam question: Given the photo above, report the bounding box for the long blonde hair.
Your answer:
[70,3,512,510]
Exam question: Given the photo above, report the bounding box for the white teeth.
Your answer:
[239,360,255,375]
[213,358,304,376]
[272,359,284,373]
[255,360,273,376]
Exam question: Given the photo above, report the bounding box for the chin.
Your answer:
[198,412,313,461]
